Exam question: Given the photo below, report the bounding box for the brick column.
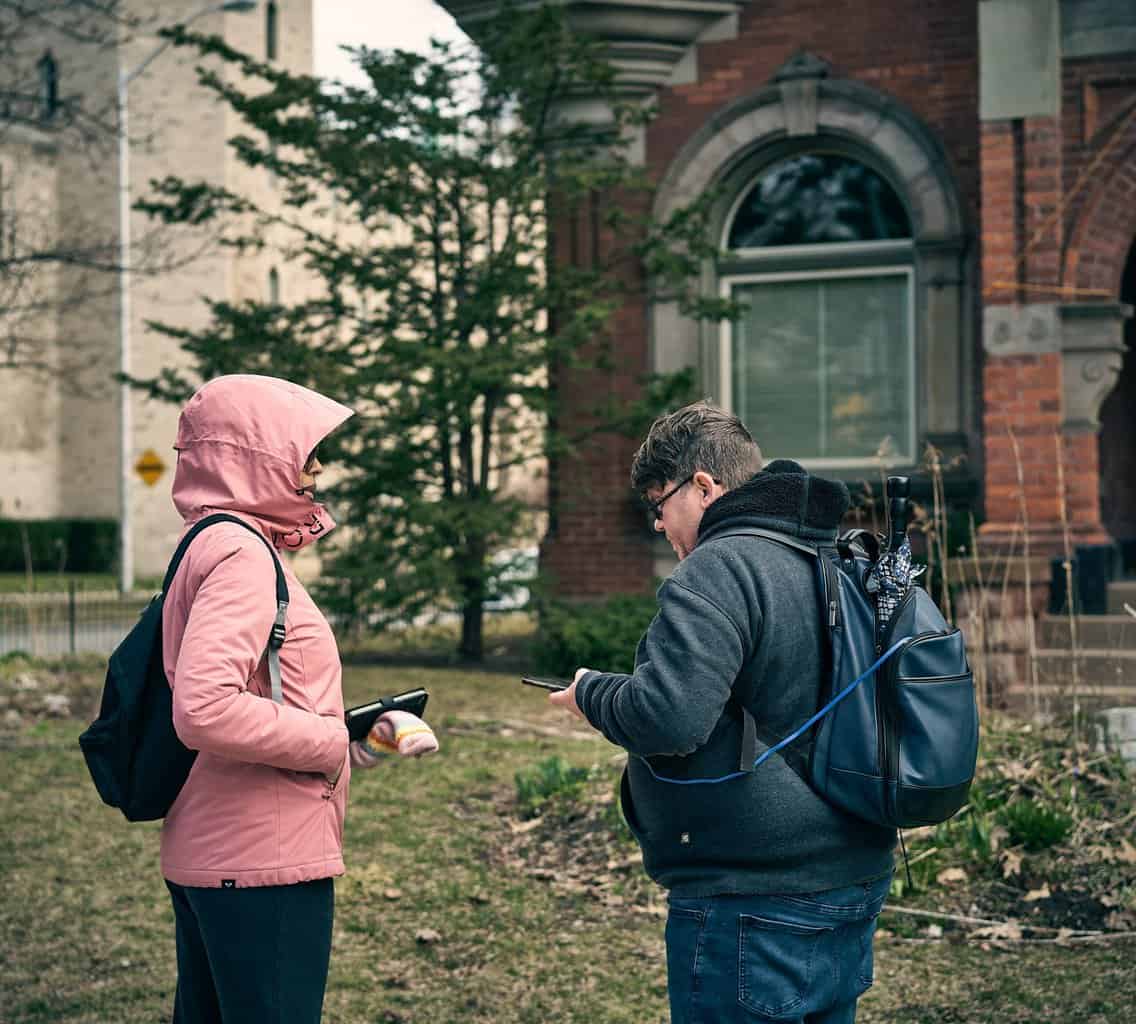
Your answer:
[540,189,655,598]
[979,115,1111,554]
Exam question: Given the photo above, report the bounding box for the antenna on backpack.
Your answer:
[885,476,910,553]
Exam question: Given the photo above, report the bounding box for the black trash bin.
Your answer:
[1048,543,1120,615]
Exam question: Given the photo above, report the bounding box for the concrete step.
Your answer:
[1032,649,1136,695]
[1036,614,1136,649]
[1098,708,1136,766]
[1107,579,1136,616]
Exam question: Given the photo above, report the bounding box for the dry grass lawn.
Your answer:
[1,660,1133,1022]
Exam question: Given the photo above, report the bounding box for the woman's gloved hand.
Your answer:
[349,710,439,768]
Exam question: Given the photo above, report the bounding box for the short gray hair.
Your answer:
[630,401,763,494]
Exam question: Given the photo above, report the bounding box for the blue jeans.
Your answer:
[665,874,891,1024]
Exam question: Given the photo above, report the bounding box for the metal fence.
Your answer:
[0,586,534,660]
[0,588,148,658]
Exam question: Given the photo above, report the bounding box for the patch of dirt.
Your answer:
[497,712,1136,944]
[446,713,598,741]
[491,772,666,917]
[889,713,1136,941]
[0,659,104,736]
[975,882,1107,931]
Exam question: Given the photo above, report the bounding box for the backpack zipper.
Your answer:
[878,648,901,783]
[820,553,842,630]
[875,589,917,782]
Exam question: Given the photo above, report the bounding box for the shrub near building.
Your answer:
[0,519,117,574]
[535,593,658,678]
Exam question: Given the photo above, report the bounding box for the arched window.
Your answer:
[266,1,278,61]
[720,153,916,467]
[37,50,59,121]
[268,267,280,305]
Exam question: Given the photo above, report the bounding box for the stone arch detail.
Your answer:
[654,76,966,243]
[649,70,973,470]
[1064,109,1136,298]
[1057,108,1136,437]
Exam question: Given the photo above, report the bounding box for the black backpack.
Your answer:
[726,527,979,829]
[78,514,289,822]
[643,498,979,831]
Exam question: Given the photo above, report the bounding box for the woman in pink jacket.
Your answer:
[160,375,435,1024]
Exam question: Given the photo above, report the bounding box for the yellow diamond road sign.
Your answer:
[135,448,166,487]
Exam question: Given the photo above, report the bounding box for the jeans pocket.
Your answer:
[855,876,890,991]
[856,915,879,990]
[666,906,707,1024]
[737,913,827,1019]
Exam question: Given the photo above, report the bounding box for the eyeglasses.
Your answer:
[646,475,693,521]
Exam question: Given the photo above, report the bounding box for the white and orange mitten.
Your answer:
[349,710,439,768]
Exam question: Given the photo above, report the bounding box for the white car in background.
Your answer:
[483,545,538,612]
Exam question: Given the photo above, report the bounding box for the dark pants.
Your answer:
[166,878,334,1024]
[665,874,891,1024]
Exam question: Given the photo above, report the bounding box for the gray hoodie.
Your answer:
[575,461,895,897]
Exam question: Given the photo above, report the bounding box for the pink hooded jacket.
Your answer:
[160,375,354,888]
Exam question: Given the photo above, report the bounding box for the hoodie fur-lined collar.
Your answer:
[697,459,849,546]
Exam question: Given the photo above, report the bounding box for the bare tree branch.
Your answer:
[0,0,195,392]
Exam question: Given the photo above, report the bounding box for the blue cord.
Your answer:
[638,636,912,786]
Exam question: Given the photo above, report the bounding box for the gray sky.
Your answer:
[313,0,468,86]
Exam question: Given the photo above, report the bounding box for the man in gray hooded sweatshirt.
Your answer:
[550,402,895,1024]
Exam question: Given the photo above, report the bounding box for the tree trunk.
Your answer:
[458,532,487,661]
[459,599,484,661]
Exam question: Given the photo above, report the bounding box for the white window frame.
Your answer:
[719,260,917,470]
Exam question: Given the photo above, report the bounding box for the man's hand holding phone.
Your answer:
[546,667,594,723]
[520,676,569,692]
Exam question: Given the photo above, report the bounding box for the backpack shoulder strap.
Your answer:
[704,527,841,628]
[162,513,289,705]
[706,526,819,558]
[700,526,843,775]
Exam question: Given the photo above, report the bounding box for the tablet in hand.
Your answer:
[345,688,429,741]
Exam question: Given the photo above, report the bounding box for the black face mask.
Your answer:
[296,447,321,497]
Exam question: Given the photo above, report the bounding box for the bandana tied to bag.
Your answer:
[350,710,438,768]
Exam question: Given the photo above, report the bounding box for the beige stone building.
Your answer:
[0,120,64,518]
[0,0,314,584]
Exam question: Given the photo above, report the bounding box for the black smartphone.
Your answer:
[345,688,429,742]
[520,675,570,692]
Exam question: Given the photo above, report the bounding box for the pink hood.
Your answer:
[172,375,353,551]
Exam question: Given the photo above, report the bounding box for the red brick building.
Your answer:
[442,1,1136,692]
